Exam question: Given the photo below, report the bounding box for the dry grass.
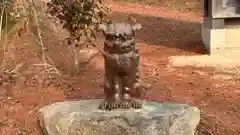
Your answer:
[0,0,61,89]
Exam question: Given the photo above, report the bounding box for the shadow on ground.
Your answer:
[107,12,206,54]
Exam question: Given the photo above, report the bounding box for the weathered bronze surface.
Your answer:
[98,22,143,110]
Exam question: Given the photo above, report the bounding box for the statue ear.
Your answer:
[132,23,141,31]
[98,24,107,34]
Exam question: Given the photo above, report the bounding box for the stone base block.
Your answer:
[201,24,240,55]
[38,99,200,135]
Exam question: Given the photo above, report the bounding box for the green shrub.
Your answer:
[47,0,111,47]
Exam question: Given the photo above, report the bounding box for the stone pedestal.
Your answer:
[202,0,240,55]
[201,18,240,55]
[38,99,200,135]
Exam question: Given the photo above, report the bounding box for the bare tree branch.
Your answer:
[0,0,7,40]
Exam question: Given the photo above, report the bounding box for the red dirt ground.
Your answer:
[1,2,240,135]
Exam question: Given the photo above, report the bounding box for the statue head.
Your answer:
[99,22,141,53]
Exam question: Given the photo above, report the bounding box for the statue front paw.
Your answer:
[98,100,123,110]
[130,100,142,109]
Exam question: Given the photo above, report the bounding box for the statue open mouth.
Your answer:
[119,45,132,52]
